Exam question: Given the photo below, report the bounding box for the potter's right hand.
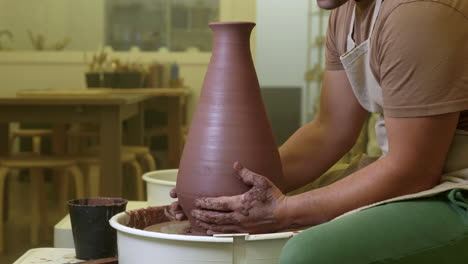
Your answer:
[168,188,187,221]
[191,162,289,235]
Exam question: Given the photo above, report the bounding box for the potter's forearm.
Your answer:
[278,120,359,193]
[278,72,368,193]
[280,156,439,227]
[278,105,458,229]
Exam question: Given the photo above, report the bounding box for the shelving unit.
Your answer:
[303,4,379,160]
[304,1,330,122]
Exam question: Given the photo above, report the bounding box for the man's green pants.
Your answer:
[280,189,468,263]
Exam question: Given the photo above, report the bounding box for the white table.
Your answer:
[54,201,148,248]
[14,248,81,264]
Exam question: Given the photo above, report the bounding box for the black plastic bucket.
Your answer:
[68,198,128,260]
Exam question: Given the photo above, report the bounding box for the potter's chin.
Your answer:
[316,0,349,10]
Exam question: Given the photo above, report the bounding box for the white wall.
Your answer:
[0,0,256,122]
[0,51,211,122]
[256,0,329,123]
[256,0,309,124]
[255,0,309,87]
[0,0,104,51]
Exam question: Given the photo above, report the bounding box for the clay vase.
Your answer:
[177,22,283,234]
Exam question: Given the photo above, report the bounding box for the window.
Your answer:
[0,0,220,52]
[105,0,220,52]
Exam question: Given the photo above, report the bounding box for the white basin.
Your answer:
[142,169,178,206]
[110,210,297,264]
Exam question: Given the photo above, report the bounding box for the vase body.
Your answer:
[177,22,283,233]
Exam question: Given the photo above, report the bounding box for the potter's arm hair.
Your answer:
[278,70,368,193]
[280,112,459,226]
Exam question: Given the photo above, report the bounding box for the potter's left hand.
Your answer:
[167,188,187,221]
[191,162,288,235]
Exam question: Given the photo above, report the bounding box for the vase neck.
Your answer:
[210,22,255,46]
[209,22,255,66]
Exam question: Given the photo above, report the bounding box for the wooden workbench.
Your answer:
[106,88,190,168]
[0,93,149,197]
[0,88,190,196]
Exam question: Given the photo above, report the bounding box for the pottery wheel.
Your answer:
[144,221,191,235]
[143,220,305,236]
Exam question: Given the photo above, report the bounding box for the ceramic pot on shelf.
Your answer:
[176,21,283,234]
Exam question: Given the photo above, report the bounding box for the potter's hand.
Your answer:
[167,188,187,221]
[191,162,288,235]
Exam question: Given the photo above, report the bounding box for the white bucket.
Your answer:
[142,169,178,206]
[110,212,296,264]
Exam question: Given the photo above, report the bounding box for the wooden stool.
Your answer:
[0,155,84,253]
[122,146,156,172]
[66,125,98,154]
[182,126,189,145]
[68,125,156,172]
[90,145,156,173]
[66,127,149,200]
[77,152,144,200]
[10,129,53,153]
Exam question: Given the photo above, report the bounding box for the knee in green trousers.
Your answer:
[280,190,468,264]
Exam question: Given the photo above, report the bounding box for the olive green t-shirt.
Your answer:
[326,0,468,130]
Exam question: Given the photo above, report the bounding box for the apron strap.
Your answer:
[346,5,356,51]
[347,6,356,41]
[346,0,383,51]
[368,0,383,38]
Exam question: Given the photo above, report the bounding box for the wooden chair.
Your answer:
[77,152,144,200]
[0,155,84,254]
[70,125,156,171]
[122,146,156,172]
[87,145,156,173]
[10,129,53,154]
[5,128,53,231]
[66,124,97,154]
[182,125,189,146]
[144,125,188,152]
[67,126,155,200]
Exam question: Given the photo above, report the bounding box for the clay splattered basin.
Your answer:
[142,169,178,206]
[109,211,297,264]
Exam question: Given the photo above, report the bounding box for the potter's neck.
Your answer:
[352,0,377,44]
[355,0,375,17]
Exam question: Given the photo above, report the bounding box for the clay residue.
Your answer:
[125,206,303,236]
[80,257,118,264]
[125,206,172,230]
[143,221,191,234]
[125,206,208,235]
[125,206,302,236]
[68,198,127,207]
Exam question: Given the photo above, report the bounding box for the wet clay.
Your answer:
[69,197,127,207]
[126,206,207,235]
[128,207,304,236]
[143,220,304,236]
[144,221,191,235]
[125,206,171,230]
[81,257,118,264]
[176,21,284,234]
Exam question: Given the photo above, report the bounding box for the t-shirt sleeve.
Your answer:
[325,10,345,71]
[373,2,468,117]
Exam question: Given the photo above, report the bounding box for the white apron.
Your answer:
[338,0,468,216]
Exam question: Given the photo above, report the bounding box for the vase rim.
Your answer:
[209,21,256,26]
